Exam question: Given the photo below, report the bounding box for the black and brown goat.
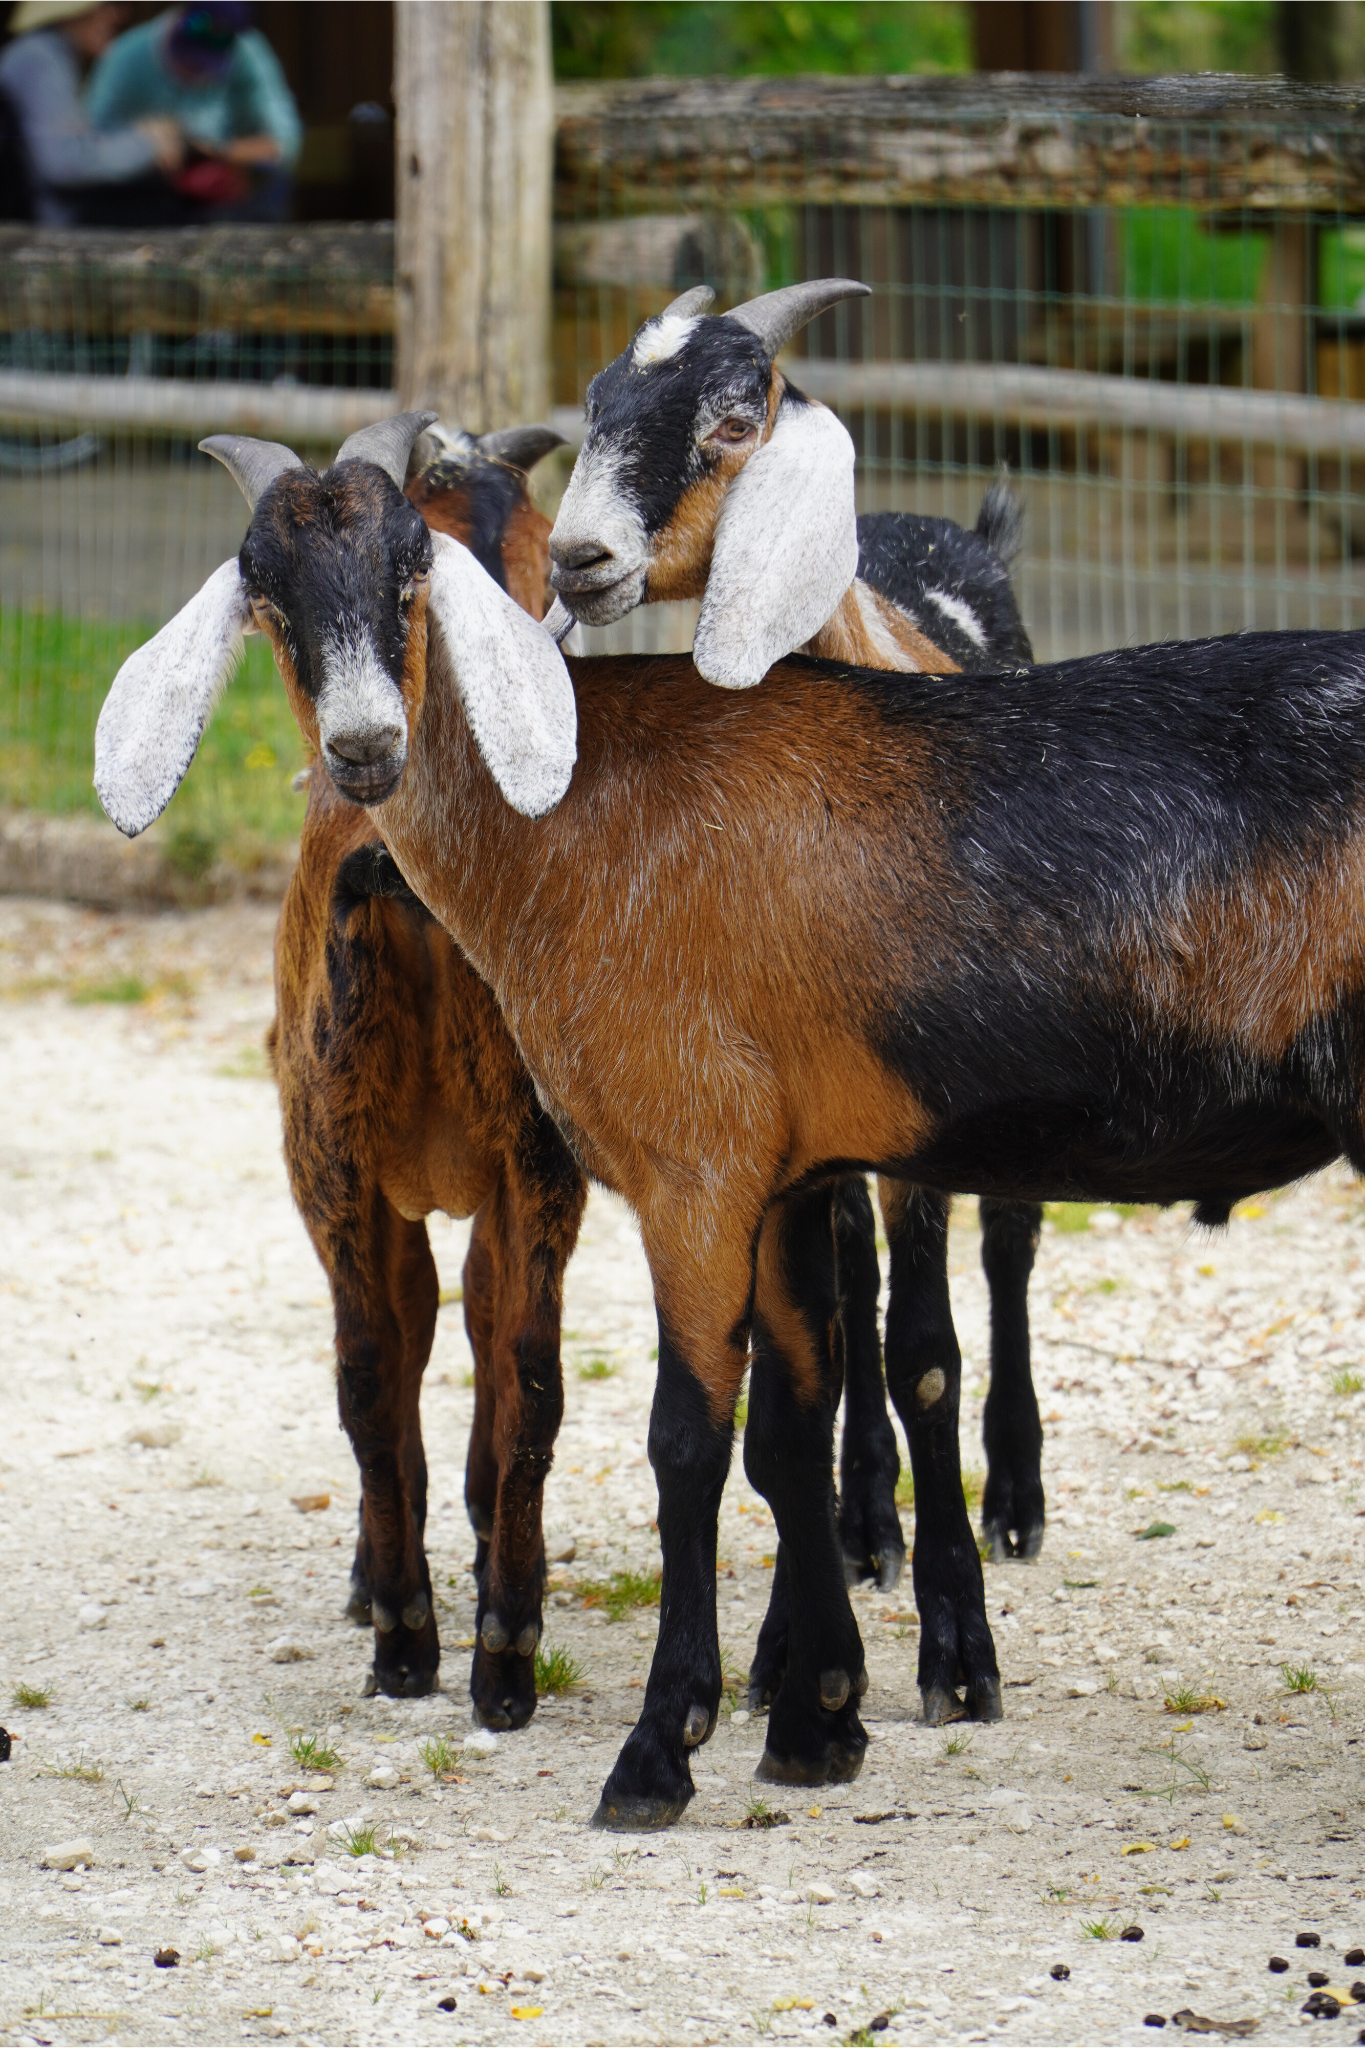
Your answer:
[549,283,1046,1697]
[97,412,1365,1837]
[268,421,586,1723]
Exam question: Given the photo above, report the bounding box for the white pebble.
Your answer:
[40,1839,93,1871]
[730,1709,751,1726]
[77,1604,107,1632]
[96,1926,122,1945]
[848,1872,881,1899]
[286,1791,317,1815]
[547,1534,577,1564]
[266,1636,311,1664]
[807,1884,836,1905]
[368,1764,400,1790]
[463,1727,498,1755]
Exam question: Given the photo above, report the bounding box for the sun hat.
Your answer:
[167,1,251,78]
[9,1,109,31]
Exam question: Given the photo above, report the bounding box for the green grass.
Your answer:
[1080,1915,1121,1941]
[895,1466,983,1513]
[338,1820,381,1857]
[579,1567,662,1622]
[419,1734,465,1780]
[1331,1368,1364,1397]
[1135,1520,1177,1541]
[1281,1663,1325,1698]
[289,1731,342,1774]
[126,1696,151,1713]
[11,1680,51,1709]
[1234,1429,1289,1462]
[942,1730,973,1757]
[1044,1201,1145,1234]
[534,1643,585,1697]
[0,604,304,856]
[1163,1684,1226,1716]
[576,1358,617,1382]
[50,1749,104,1783]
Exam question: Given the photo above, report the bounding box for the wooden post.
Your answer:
[394,1,553,431]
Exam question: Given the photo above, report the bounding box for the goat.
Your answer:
[548,283,1045,1726]
[268,419,586,1723]
[97,412,1364,1837]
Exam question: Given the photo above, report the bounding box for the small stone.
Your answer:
[807,1885,836,1906]
[518,1964,547,1984]
[126,1423,180,1449]
[1068,1680,1099,1698]
[730,1709,751,1726]
[154,1948,179,1968]
[469,1826,504,1844]
[40,1839,93,1871]
[182,1578,217,1599]
[423,1918,451,1940]
[368,1764,399,1790]
[97,1925,122,1944]
[1144,2017,1167,2030]
[234,1845,258,1862]
[463,1728,498,1756]
[848,1872,881,1899]
[1298,1931,1323,1949]
[262,1810,289,1829]
[547,1536,576,1564]
[437,1996,457,2012]
[78,1604,108,1631]
[1270,1957,1290,1973]
[291,1493,330,1514]
[1348,1950,1365,1969]
[1308,1971,1330,1988]
[180,1848,209,1873]
[286,1792,317,1816]
[1051,1963,1070,1981]
[267,1636,311,1664]
[1121,1926,1144,1942]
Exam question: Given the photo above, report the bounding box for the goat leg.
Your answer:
[879,1178,1000,1726]
[833,1174,905,1592]
[979,1198,1045,1562]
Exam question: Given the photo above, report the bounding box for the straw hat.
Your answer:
[9,1,109,31]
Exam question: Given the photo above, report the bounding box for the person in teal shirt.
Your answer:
[86,2,300,219]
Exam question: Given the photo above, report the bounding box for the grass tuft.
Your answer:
[49,1749,104,1783]
[1163,1685,1226,1716]
[289,1731,342,1774]
[1080,1915,1121,1940]
[1135,1520,1177,1541]
[338,1820,381,1857]
[126,1696,152,1713]
[579,1567,662,1622]
[420,1734,465,1781]
[1281,1662,1325,1698]
[740,1791,791,1830]
[942,1729,973,1757]
[1331,1368,1363,1396]
[11,1680,52,1710]
[534,1643,585,1697]
[576,1358,616,1382]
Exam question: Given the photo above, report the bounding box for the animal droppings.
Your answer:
[1304,1992,1342,2019]
[1269,1958,1289,1972]
[1352,1983,1365,2003]
[1308,1971,1329,1988]
[437,1995,457,2012]
[1051,1963,1070,1980]
[154,1948,179,1968]
[0,1726,10,1762]
[1122,1926,1145,1942]
[869,2018,890,2035]
[1348,1950,1365,1968]
[1298,1932,1324,1949]
[1145,2020,1168,2031]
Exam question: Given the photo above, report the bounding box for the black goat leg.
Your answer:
[979,1198,1046,1562]
[879,1177,1000,1726]
[832,1175,905,1593]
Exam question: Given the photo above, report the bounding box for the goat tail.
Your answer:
[975,467,1024,567]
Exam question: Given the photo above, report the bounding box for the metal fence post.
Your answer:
[394,0,553,431]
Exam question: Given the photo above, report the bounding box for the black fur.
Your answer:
[857,497,1033,672]
[419,453,526,593]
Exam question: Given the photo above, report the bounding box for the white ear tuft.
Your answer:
[426,531,576,818]
[691,397,858,689]
[94,559,251,836]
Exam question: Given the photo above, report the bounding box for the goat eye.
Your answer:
[709,417,757,447]
[250,594,285,631]
[399,571,428,610]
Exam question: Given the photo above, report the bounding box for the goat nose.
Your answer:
[326,724,402,766]
[550,537,615,571]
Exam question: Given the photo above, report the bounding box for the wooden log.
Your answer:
[395,0,553,429]
[0,369,392,442]
[0,223,394,336]
[555,72,1365,217]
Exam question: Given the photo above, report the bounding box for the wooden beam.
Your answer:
[0,370,392,442]
[395,0,553,429]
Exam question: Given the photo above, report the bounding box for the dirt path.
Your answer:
[1,898,1362,2048]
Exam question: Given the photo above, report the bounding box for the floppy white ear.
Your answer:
[427,530,577,818]
[94,559,251,837]
[692,397,858,689]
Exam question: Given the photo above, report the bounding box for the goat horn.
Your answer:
[725,278,871,356]
[335,409,440,489]
[475,423,566,474]
[658,284,715,320]
[199,435,304,510]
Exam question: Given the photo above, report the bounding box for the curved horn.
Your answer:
[335,409,440,488]
[475,423,566,474]
[658,283,715,321]
[199,435,304,510]
[724,278,871,357]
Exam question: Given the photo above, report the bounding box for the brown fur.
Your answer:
[809,582,961,674]
[267,460,583,1719]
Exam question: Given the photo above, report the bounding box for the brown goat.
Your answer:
[266,426,586,1723]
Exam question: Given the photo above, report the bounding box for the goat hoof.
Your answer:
[344,1587,372,1625]
[827,1734,867,1783]
[371,1600,398,1635]
[360,1669,380,1698]
[875,1544,906,1595]
[468,1503,494,1542]
[401,1591,430,1631]
[851,1665,870,1700]
[921,1685,967,1726]
[480,1615,510,1654]
[746,1679,773,1713]
[590,1793,689,1833]
[981,1519,1011,1565]
[513,1622,539,1658]
[1016,1522,1045,1561]
[818,1668,851,1713]
[682,1703,711,1748]
[754,1746,830,1787]
[968,1675,1003,1722]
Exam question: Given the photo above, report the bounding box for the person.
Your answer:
[0,0,182,224]
[86,3,300,221]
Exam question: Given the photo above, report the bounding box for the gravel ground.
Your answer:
[1,895,1363,2048]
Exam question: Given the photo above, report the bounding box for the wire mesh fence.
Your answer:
[4,75,1365,862]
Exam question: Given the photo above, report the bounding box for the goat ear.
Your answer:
[692,396,857,689]
[94,559,251,837]
[426,530,576,817]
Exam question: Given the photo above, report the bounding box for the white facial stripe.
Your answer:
[631,312,700,367]
[923,587,986,650]
[549,439,649,575]
[316,626,406,751]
